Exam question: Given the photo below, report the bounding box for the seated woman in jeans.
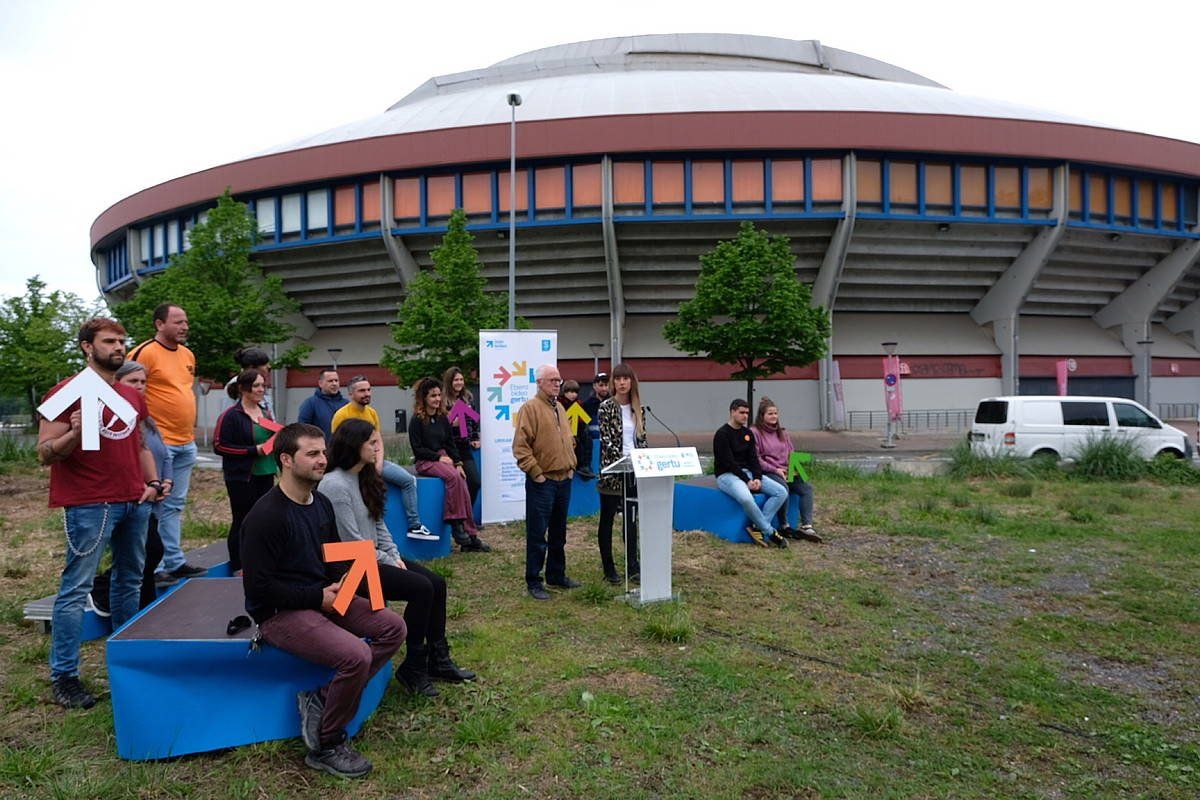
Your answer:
[320,419,477,697]
[751,397,821,543]
[713,398,789,548]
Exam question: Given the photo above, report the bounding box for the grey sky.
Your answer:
[2,0,1198,302]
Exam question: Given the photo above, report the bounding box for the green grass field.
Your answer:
[1,460,1197,799]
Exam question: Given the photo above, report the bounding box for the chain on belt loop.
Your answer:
[62,503,111,559]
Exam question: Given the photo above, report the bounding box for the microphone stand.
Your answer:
[642,405,681,448]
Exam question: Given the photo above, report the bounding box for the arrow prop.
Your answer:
[37,369,137,451]
[787,451,813,483]
[564,403,591,436]
[447,399,481,438]
[257,417,285,455]
[322,540,384,614]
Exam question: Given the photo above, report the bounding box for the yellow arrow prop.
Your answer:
[564,403,591,436]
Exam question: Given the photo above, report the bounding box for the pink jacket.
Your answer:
[752,425,793,473]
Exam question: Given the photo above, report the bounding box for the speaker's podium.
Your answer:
[601,447,702,604]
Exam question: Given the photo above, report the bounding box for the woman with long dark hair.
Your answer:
[751,397,821,543]
[409,377,490,552]
[213,369,278,572]
[321,419,476,696]
[440,366,481,506]
[596,363,647,584]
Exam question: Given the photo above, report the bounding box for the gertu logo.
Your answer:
[541,339,551,351]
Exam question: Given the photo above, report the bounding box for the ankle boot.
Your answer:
[394,645,439,697]
[464,534,492,552]
[428,639,476,682]
[449,522,471,548]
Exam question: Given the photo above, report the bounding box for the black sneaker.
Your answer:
[745,526,769,548]
[604,571,621,585]
[463,535,492,552]
[169,562,206,579]
[86,591,110,618]
[547,577,581,589]
[52,676,96,709]
[297,690,324,752]
[153,571,179,587]
[768,531,789,549]
[304,741,372,779]
[527,584,551,601]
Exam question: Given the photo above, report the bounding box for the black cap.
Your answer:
[593,372,609,382]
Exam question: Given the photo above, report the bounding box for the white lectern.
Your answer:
[602,447,702,604]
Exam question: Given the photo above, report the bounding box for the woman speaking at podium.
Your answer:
[596,363,647,584]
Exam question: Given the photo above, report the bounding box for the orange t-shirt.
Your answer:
[127,338,197,445]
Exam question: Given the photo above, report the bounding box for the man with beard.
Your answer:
[38,318,160,709]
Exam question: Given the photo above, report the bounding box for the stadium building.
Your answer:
[90,34,1200,432]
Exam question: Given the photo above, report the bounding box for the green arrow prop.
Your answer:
[787,451,813,483]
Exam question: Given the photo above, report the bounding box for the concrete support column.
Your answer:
[601,155,625,365]
[814,153,857,429]
[1119,320,1154,409]
[378,174,420,286]
[992,315,1020,396]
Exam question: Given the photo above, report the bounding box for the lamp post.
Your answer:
[882,340,898,449]
[588,342,604,377]
[506,92,522,330]
[327,348,342,370]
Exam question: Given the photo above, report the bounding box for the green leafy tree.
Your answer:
[0,276,95,415]
[382,208,517,387]
[115,190,309,380]
[663,221,831,406]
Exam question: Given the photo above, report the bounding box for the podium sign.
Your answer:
[631,447,702,479]
[626,447,701,604]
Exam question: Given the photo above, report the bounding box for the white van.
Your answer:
[969,395,1192,460]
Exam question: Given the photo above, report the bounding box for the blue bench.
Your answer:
[672,476,801,543]
[108,577,390,760]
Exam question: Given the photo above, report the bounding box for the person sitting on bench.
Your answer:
[321,419,477,698]
[713,398,789,548]
[751,397,821,543]
[241,423,405,779]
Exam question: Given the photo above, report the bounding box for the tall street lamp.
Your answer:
[588,342,604,377]
[506,92,522,330]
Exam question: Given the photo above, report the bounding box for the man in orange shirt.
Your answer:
[128,304,205,579]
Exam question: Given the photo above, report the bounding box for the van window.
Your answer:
[1114,403,1160,429]
[1024,402,1061,425]
[975,401,1008,424]
[1062,401,1109,426]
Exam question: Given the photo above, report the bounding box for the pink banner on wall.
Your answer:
[1055,360,1069,396]
[882,355,904,421]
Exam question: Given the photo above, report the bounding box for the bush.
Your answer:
[1146,453,1200,486]
[999,481,1035,498]
[0,434,36,465]
[1071,434,1145,482]
[946,441,1029,479]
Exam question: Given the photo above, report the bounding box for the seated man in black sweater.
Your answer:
[241,423,405,779]
[713,398,790,548]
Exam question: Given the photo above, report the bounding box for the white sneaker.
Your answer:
[407,524,439,541]
[85,592,110,618]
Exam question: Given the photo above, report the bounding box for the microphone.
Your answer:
[643,405,681,448]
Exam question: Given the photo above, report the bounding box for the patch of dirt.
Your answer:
[560,668,670,699]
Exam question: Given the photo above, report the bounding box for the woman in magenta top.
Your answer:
[751,397,822,543]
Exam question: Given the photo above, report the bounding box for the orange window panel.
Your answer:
[497,170,529,212]
[692,161,725,204]
[1112,177,1132,218]
[1028,168,1053,208]
[653,161,685,204]
[810,158,842,202]
[361,181,381,223]
[393,178,420,220]
[613,162,644,205]
[573,163,602,207]
[994,166,1020,208]
[1135,179,1154,221]
[857,160,882,203]
[925,163,952,206]
[960,166,987,207]
[889,161,917,205]
[731,160,763,203]
[461,173,491,214]
[334,185,357,227]
[535,167,565,209]
[1069,172,1083,213]
[426,175,455,217]
[1162,183,1178,223]
[771,159,805,202]
[1088,175,1107,217]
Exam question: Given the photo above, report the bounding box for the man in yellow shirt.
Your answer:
[128,304,205,579]
[331,376,431,540]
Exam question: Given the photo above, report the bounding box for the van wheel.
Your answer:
[1031,449,1058,461]
[1157,449,1185,460]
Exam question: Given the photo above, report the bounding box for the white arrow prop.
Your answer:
[37,370,138,451]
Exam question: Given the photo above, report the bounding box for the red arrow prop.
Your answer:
[447,399,481,438]
[492,365,512,386]
[322,540,384,614]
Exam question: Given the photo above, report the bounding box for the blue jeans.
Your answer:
[51,501,150,678]
[764,472,814,528]
[716,472,788,536]
[381,460,422,530]
[525,476,571,586]
[157,441,197,571]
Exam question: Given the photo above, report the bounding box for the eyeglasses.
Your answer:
[542,378,564,384]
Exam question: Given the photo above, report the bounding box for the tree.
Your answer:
[115,190,309,380]
[663,221,831,407]
[0,276,95,415]
[382,208,516,387]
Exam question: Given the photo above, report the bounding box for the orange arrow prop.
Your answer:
[322,540,384,614]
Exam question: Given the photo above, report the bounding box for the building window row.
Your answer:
[856,159,1055,219]
[1068,167,1197,231]
[137,210,207,270]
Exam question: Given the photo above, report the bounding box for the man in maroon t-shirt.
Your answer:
[37,317,160,710]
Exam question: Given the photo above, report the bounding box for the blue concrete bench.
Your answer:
[672,476,802,543]
[108,577,390,760]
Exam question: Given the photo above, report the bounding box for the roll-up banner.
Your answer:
[479,330,557,523]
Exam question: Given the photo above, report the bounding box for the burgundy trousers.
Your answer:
[416,460,477,534]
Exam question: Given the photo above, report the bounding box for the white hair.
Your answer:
[535,363,557,381]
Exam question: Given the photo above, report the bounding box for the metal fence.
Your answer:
[1158,403,1198,421]
[845,409,975,432]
